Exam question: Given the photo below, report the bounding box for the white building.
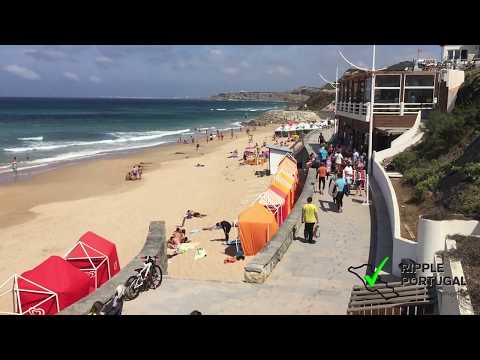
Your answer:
[441,45,480,63]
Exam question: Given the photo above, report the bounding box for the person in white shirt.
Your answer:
[343,163,354,195]
[334,151,343,172]
[353,149,359,163]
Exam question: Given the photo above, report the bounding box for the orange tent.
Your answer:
[238,203,279,256]
[275,170,296,207]
[278,156,298,181]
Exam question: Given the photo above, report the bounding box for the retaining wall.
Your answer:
[417,217,480,277]
[436,238,475,315]
[371,112,424,276]
[375,112,423,163]
[59,221,167,315]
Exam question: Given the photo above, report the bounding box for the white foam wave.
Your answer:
[0,140,172,173]
[4,129,191,153]
[18,136,44,141]
[4,144,71,153]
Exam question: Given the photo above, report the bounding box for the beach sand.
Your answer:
[0,125,280,311]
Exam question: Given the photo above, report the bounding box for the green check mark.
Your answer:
[364,256,389,288]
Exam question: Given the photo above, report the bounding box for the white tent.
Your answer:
[255,188,286,225]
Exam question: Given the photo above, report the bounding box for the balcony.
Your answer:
[337,101,434,121]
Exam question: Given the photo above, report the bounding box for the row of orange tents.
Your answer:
[238,154,300,256]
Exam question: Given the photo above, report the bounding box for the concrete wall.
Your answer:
[371,153,417,276]
[416,217,480,277]
[440,69,465,112]
[374,112,423,163]
[371,112,425,276]
[436,239,475,315]
[59,221,167,315]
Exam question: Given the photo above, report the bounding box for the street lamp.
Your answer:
[338,45,387,205]
[318,65,339,135]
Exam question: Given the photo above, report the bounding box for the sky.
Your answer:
[0,45,441,98]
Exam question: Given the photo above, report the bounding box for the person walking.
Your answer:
[317,162,328,194]
[343,161,354,196]
[11,157,18,176]
[302,197,318,244]
[335,173,347,213]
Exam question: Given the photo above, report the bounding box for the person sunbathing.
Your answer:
[181,210,207,226]
[168,228,189,249]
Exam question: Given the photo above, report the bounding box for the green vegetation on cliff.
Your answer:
[392,68,480,219]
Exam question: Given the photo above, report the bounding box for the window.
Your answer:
[376,75,400,87]
[405,75,434,87]
[404,89,434,103]
[448,50,454,60]
[375,89,400,103]
[461,49,468,60]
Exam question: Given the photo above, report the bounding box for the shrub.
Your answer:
[392,150,417,173]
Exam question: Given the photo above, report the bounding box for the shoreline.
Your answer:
[0,124,277,304]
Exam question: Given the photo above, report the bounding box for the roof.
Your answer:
[20,256,90,293]
[267,145,293,153]
[239,203,277,224]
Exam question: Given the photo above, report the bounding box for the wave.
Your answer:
[227,107,278,112]
[4,129,191,153]
[18,136,44,141]
[4,144,71,153]
[0,140,172,174]
[108,128,190,142]
[230,121,243,127]
[210,108,226,111]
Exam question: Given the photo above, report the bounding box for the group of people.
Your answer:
[125,164,143,181]
[168,209,209,249]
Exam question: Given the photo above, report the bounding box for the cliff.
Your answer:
[209,91,308,102]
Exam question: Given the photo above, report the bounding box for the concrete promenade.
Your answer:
[123,128,372,315]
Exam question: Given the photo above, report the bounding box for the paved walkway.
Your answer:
[123,130,372,315]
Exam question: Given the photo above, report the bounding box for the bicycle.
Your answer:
[124,255,163,301]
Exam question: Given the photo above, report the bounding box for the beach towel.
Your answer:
[176,242,199,254]
[190,229,201,234]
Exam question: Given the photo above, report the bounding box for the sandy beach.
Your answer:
[0,125,280,311]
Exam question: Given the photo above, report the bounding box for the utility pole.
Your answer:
[338,45,386,205]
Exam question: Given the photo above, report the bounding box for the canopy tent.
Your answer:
[0,256,92,315]
[274,170,297,207]
[64,231,120,290]
[278,155,298,181]
[238,203,279,256]
[256,188,287,225]
[270,181,291,221]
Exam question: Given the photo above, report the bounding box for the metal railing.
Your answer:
[337,101,434,116]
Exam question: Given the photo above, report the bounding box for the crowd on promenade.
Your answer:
[301,131,368,243]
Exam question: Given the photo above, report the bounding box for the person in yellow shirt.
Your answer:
[302,196,319,244]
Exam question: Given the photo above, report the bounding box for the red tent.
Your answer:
[64,231,120,290]
[15,256,92,315]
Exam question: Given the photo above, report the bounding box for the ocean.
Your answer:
[0,97,284,174]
